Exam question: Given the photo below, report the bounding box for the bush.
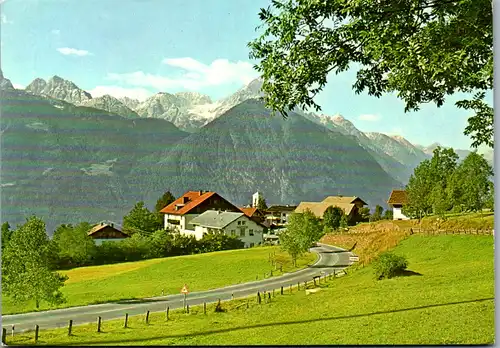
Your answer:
[373,252,408,280]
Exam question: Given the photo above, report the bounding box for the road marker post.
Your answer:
[187,304,190,314]
[204,302,207,315]
[68,320,73,336]
[280,286,283,295]
[257,291,261,304]
[97,316,102,333]
[181,284,189,313]
[11,325,14,338]
[34,325,39,343]
[146,310,150,324]
[166,306,170,321]
[268,292,271,302]
[124,313,129,328]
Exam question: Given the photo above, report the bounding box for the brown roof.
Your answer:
[160,191,217,215]
[240,207,258,217]
[88,223,126,236]
[294,202,356,218]
[387,190,408,205]
[322,196,367,206]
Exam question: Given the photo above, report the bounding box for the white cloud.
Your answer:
[1,14,12,24]
[12,83,24,90]
[57,47,92,57]
[108,57,259,91]
[358,114,381,122]
[51,29,61,35]
[87,85,152,102]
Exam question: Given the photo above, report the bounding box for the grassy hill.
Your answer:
[8,234,494,345]
[2,246,315,315]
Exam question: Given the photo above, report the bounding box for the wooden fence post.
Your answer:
[268,292,271,302]
[124,313,129,328]
[2,327,6,345]
[146,310,150,324]
[187,305,190,314]
[34,325,39,343]
[280,286,283,295]
[204,302,207,315]
[166,306,170,321]
[257,291,261,304]
[68,320,73,336]
[97,316,102,333]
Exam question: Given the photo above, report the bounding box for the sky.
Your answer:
[0,0,493,151]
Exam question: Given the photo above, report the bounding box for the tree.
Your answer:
[257,196,268,210]
[358,207,371,222]
[248,0,493,148]
[154,191,176,226]
[123,201,162,235]
[383,209,393,220]
[323,206,343,229]
[403,147,459,219]
[280,210,323,266]
[447,152,493,212]
[1,221,12,251]
[370,205,384,222]
[2,216,68,309]
[339,214,349,229]
[52,222,97,268]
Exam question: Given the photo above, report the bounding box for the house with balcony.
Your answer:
[159,190,241,234]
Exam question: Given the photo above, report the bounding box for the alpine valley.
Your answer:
[0,71,484,233]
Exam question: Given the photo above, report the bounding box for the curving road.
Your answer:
[2,243,355,333]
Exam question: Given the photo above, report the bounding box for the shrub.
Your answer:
[373,252,408,280]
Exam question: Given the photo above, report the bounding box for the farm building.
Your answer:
[189,210,265,247]
[87,222,129,245]
[239,207,267,224]
[294,195,367,224]
[264,205,297,226]
[387,190,410,220]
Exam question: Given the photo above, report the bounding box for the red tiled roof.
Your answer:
[240,207,258,217]
[160,191,217,215]
[387,190,408,205]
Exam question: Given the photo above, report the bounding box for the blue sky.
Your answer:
[0,0,492,151]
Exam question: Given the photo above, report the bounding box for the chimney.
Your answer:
[199,190,203,195]
[111,223,114,228]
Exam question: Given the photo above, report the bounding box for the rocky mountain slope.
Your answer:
[136,99,401,208]
[80,95,140,119]
[25,76,92,105]
[1,87,188,233]
[0,69,13,90]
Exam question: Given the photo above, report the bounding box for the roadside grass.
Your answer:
[2,246,316,315]
[321,228,409,267]
[8,235,494,345]
[321,212,494,267]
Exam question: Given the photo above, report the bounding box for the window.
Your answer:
[231,230,236,236]
[242,221,246,225]
[249,229,254,236]
[238,221,241,225]
[240,230,245,237]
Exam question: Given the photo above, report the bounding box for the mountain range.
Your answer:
[1,71,489,233]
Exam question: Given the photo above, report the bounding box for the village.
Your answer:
[88,189,409,247]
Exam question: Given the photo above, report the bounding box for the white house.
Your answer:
[160,190,242,234]
[387,190,410,220]
[190,210,265,248]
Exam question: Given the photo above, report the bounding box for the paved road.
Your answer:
[2,243,355,333]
